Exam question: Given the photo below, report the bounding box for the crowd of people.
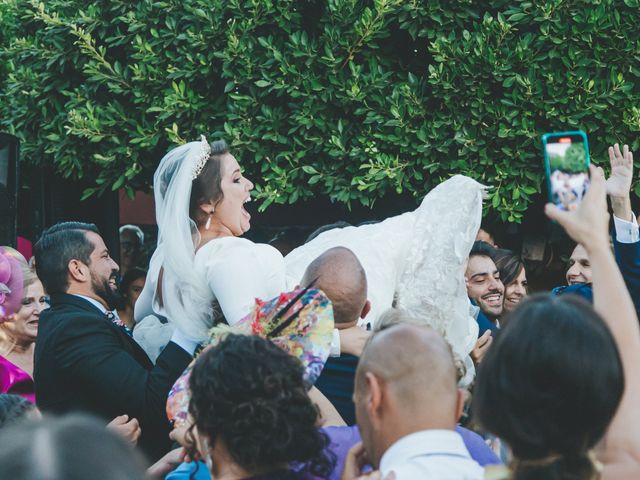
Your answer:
[0,139,639,480]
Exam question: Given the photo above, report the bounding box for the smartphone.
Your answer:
[542,131,590,212]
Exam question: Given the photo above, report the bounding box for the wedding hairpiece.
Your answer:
[191,135,211,180]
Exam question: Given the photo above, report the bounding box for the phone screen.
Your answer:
[545,133,589,212]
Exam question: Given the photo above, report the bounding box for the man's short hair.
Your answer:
[34,222,99,295]
[469,240,496,259]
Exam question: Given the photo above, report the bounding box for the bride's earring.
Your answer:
[205,209,214,230]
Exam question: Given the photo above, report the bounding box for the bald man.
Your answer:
[301,247,371,424]
[346,324,483,479]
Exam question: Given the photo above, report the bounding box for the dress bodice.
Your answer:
[193,237,286,325]
[0,354,35,403]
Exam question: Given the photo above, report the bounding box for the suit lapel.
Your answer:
[50,293,154,369]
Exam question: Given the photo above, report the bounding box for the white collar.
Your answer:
[72,294,108,314]
[380,429,472,472]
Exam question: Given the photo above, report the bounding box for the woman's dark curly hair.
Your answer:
[188,334,333,477]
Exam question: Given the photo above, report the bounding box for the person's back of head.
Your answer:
[354,323,462,466]
[0,394,39,429]
[375,308,467,383]
[473,293,623,480]
[34,222,99,295]
[0,414,147,480]
[300,246,369,327]
[188,334,333,478]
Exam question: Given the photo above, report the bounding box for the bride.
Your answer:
[135,136,485,365]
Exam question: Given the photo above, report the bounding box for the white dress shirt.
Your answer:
[380,429,484,480]
[613,214,639,244]
[72,294,109,314]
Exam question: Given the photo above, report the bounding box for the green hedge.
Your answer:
[1,0,639,222]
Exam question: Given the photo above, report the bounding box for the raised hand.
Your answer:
[605,143,633,199]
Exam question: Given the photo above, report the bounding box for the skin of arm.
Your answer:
[309,386,346,427]
[605,143,634,221]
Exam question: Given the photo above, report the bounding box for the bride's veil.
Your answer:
[147,140,212,341]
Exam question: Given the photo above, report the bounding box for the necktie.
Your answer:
[105,311,133,337]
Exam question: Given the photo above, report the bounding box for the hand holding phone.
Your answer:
[543,131,590,212]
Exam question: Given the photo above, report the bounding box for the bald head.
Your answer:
[301,247,368,325]
[357,324,458,414]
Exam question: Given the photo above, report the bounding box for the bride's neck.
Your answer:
[197,226,234,248]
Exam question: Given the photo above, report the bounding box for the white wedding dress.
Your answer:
[135,139,484,367]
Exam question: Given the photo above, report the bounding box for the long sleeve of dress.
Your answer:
[199,239,286,325]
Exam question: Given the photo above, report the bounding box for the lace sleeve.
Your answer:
[285,175,484,360]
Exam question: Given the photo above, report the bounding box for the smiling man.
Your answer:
[33,222,195,461]
[465,241,505,328]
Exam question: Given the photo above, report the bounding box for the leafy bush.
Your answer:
[1,0,639,222]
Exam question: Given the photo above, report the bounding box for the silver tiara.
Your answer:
[191,135,211,180]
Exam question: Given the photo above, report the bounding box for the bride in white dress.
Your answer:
[135,136,484,368]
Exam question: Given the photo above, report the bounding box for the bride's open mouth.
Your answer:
[242,196,252,219]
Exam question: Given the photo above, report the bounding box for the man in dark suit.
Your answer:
[302,247,371,425]
[33,222,196,460]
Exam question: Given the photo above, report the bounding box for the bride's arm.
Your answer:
[204,242,286,325]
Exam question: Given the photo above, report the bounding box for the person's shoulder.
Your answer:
[40,302,111,340]
[197,237,282,265]
[196,236,253,257]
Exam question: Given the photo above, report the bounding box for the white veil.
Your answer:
[140,141,213,341]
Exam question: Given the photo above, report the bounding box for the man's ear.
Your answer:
[360,300,371,319]
[68,259,89,283]
[365,372,384,428]
[454,388,466,422]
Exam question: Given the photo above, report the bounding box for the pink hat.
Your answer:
[0,247,24,318]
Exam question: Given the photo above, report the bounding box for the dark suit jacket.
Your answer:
[34,293,192,460]
[471,299,499,338]
[613,234,640,319]
[315,354,359,426]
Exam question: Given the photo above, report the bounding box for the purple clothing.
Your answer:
[246,472,315,480]
[0,355,35,403]
[321,425,501,480]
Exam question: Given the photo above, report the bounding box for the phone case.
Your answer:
[542,130,590,207]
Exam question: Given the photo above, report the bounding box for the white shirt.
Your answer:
[72,294,109,314]
[379,430,484,480]
[613,214,639,243]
